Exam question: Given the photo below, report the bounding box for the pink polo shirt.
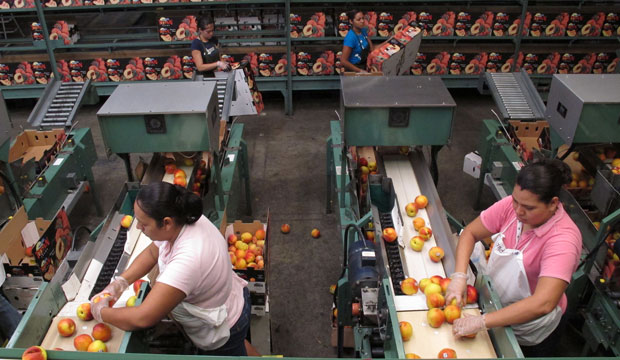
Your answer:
[480,196,582,312]
[154,215,247,327]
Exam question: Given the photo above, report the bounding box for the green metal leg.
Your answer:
[326,136,334,214]
[239,139,252,216]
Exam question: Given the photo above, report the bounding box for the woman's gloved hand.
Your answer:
[91,295,113,323]
[217,61,231,71]
[94,276,129,302]
[445,272,468,307]
[452,313,487,338]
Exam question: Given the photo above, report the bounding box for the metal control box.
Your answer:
[97,82,220,155]
[340,76,456,146]
[545,74,620,146]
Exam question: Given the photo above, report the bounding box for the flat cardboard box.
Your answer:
[367,26,422,75]
[0,207,50,276]
[9,129,65,165]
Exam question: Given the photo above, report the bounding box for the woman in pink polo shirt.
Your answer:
[446,159,582,357]
[90,182,250,356]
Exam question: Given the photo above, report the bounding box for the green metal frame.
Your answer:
[21,128,99,220]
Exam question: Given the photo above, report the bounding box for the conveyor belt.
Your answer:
[484,71,546,121]
[379,212,405,295]
[27,77,91,129]
[89,227,128,298]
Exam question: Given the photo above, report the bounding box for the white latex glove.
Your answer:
[453,313,487,338]
[445,272,468,307]
[91,295,113,323]
[94,276,128,302]
[216,61,231,71]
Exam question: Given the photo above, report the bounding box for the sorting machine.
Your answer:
[326,76,522,359]
[0,69,255,358]
[475,72,620,356]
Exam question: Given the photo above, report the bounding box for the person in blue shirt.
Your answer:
[190,16,230,78]
[341,10,374,73]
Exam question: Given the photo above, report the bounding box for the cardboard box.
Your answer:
[105,58,126,82]
[158,16,175,41]
[31,61,51,85]
[377,11,396,37]
[120,57,146,81]
[580,12,605,36]
[558,53,595,74]
[223,220,268,284]
[68,59,87,82]
[469,11,494,36]
[86,58,108,82]
[330,305,354,348]
[251,295,268,316]
[429,11,456,36]
[533,52,560,74]
[9,128,65,166]
[542,13,569,37]
[602,12,619,37]
[0,207,51,278]
[485,52,513,73]
[529,12,551,37]
[593,52,619,74]
[508,12,531,36]
[295,51,334,76]
[366,25,422,75]
[33,208,73,280]
[0,62,34,86]
[491,12,519,36]
[258,53,278,77]
[566,12,587,37]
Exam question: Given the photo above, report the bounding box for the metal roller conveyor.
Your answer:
[484,71,546,121]
[27,77,92,129]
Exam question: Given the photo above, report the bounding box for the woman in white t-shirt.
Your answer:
[90,182,250,355]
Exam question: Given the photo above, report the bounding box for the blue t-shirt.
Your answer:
[343,28,369,65]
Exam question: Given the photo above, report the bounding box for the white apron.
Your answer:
[477,218,562,346]
[157,226,231,351]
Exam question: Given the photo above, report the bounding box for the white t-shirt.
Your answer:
[154,215,247,327]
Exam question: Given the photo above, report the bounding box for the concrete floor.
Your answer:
[4,87,549,358]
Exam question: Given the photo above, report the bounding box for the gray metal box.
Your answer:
[340,76,456,146]
[545,74,620,146]
[97,82,220,154]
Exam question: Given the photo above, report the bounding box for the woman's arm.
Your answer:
[341,46,365,72]
[191,49,219,72]
[484,276,568,327]
[118,243,159,285]
[99,282,186,331]
[454,216,493,274]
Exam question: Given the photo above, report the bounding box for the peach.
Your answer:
[427,308,445,328]
[437,348,457,358]
[405,203,417,217]
[424,282,442,296]
[255,229,266,240]
[164,163,176,174]
[426,292,445,308]
[76,302,93,321]
[87,340,107,352]
[74,334,94,351]
[173,176,187,187]
[399,321,413,341]
[366,230,375,242]
[360,165,369,175]
[439,278,452,293]
[443,304,461,324]
[227,234,238,245]
[401,277,419,295]
[382,227,397,242]
[406,354,421,359]
[92,323,112,342]
[311,228,321,238]
[415,195,428,209]
[410,236,424,251]
[368,161,377,172]
[419,278,431,292]
[120,215,133,229]
[429,246,445,262]
[133,279,147,294]
[466,285,478,304]
[235,249,246,259]
[419,226,433,240]
[240,232,253,243]
[413,217,425,231]
[245,252,255,263]
[57,318,76,337]
[235,240,248,251]
[173,169,186,179]
[430,275,443,285]
[93,293,116,307]
[127,295,137,307]
[235,258,247,269]
[281,224,291,234]
[22,346,47,360]
[329,284,337,294]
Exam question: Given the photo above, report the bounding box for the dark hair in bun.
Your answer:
[136,182,202,227]
[347,9,363,23]
[516,158,572,203]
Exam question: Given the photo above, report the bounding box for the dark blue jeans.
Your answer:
[198,287,251,356]
[0,292,21,340]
